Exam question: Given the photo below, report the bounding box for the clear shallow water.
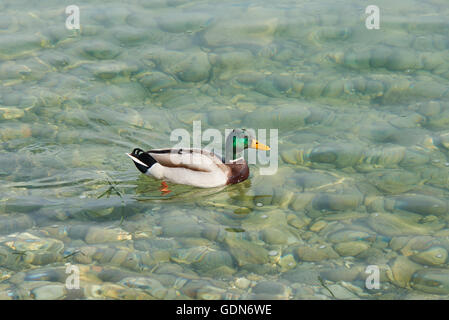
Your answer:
[1,0,449,299]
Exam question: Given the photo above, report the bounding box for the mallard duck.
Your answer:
[126,129,270,188]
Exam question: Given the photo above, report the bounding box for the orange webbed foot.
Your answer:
[160,181,171,195]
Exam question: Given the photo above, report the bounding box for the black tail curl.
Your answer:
[130,148,157,173]
[131,148,145,156]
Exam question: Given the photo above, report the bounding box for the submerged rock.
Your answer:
[411,269,449,294]
[84,283,152,299]
[322,80,344,97]
[243,104,310,130]
[278,254,296,272]
[234,277,251,289]
[192,250,234,275]
[309,220,327,232]
[367,212,441,237]
[175,51,211,82]
[389,256,422,288]
[111,26,149,45]
[393,194,448,216]
[301,81,326,98]
[312,193,362,211]
[324,284,359,300]
[252,280,290,299]
[410,81,447,99]
[261,228,288,245]
[224,237,269,266]
[0,214,33,235]
[334,241,370,257]
[296,244,339,262]
[170,246,210,265]
[283,264,321,285]
[386,49,420,71]
[367,170,420,194]
[343,49,371,70]
[411,246,448,266]
[0,232,64,266]
[370,46,393,68]
[84,227,132,244]
[138,72,177,92]
[327,230,371,243]
[79,40,122,59]
[359,145,406,167]
[151,49,211,82]
[24,267,67,282]
[157,12,211,33]
[293,171,338,192]
[120,277,167,299]
[0,33,48,59]
[0,246,22,269]
[439,131,449,149]
[308,144,362,168]
[320,266,363,282]
[196,285,226,300]
[30,284,66,300]
[161,215,203,238]
[203,17,277,48]
[287,213,311,230]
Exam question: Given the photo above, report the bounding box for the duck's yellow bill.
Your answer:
[250,139,270,151]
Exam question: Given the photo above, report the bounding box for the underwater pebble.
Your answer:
[296,244,339,262]
[30,284,66,300]
[411,247,448,266]
[334,241,370,257]
[224,237,269,266]
[411,269,449,294]
[234,277,251,290]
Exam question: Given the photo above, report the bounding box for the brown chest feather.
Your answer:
[226,161,249,185]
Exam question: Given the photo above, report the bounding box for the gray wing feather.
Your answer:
[147,148,228,173]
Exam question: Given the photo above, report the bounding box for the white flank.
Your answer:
[147,163,227,188]
[147,163,164,179]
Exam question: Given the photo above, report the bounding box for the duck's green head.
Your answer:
[225,128,270,161]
